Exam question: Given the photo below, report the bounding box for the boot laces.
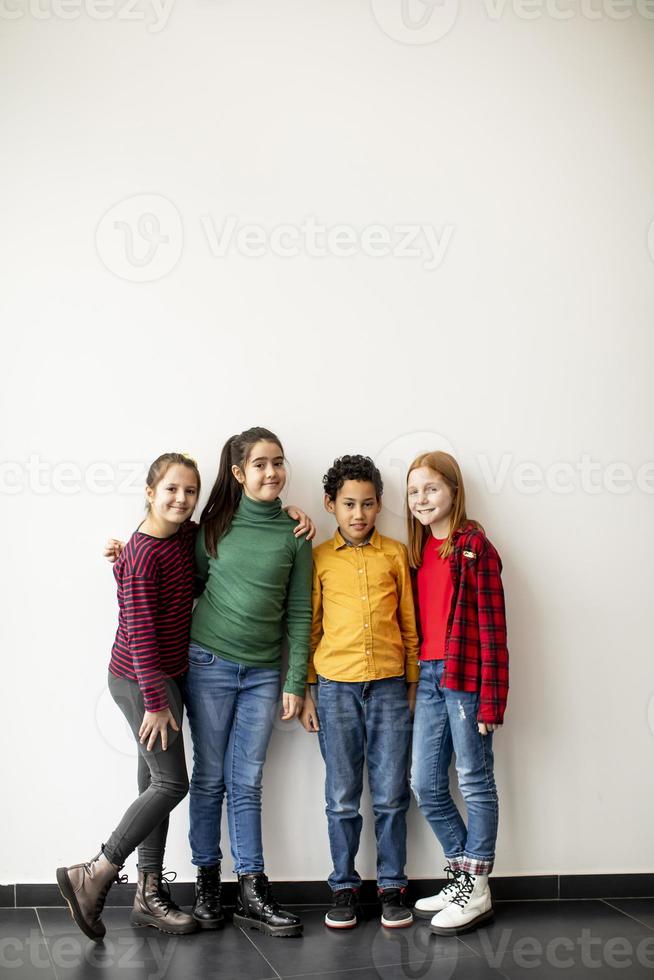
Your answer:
[450,870,475,908]
[251,875,278,916]
[197,867,221,903]
[443,864,460,894]
[157,870,181,913]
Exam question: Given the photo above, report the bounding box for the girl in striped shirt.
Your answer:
[57,452,203,940]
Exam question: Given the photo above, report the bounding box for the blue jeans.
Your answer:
[410,659,498,875]
[185,642,280,874]
[315,675,411,891]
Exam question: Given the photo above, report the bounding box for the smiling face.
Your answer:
[407,466,455,537]
[232,440,287,502]
[326,479,382,545]
[145,462,199,526]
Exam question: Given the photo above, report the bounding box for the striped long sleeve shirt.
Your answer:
[109,520,197,711]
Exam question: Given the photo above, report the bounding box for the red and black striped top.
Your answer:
[109,520,197,712]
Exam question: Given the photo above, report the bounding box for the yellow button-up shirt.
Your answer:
[308,528,420,684]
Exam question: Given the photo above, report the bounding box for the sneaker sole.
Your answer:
[381,914,413,929]
[130,911,199,935]
[324,915,358,929]
[232,912,303,938]
[430,908,494,936]
[56,868,105,943]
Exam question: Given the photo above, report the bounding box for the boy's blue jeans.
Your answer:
[315,675,411,891]
[185,642,280,874]
[410,659,498,876]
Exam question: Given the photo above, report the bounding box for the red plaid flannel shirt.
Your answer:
[441,524,509,724]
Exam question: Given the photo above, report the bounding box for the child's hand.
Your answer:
[478,722,502,735]
[280,692,304,721]
[139,708,179,751]
[301,693,320,733]
[103,538,125,563]
[407,682,418,715]
[284,505,316,541]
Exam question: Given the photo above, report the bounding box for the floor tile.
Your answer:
[37,907,277,980]
[459,900,654,979]
[242,907,475,978]
[0,908,56,980]
[604,898,654,931]
[278,958,508,980]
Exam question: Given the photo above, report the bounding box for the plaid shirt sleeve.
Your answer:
[475,537,509,725]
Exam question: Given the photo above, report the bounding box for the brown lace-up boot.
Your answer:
[56,851,124,941]
[131,870,198,935]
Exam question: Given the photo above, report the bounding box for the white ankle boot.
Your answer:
[413,866,461,918]
[429,871,493,935]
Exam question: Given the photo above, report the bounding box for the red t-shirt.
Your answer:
[417,536,454,661]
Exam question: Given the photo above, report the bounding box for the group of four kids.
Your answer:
[56,426,509,943]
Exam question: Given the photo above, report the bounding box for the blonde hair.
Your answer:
[405,451,482,567]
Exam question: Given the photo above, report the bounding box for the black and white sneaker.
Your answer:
[325,888,362,929]
[379,887,413,929]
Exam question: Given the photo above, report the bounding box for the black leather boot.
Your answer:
[192,864,224,930]
[233,873,302,937]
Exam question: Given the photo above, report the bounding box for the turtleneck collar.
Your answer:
[237,492,283,521]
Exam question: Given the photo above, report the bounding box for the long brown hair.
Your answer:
[145,452,201,512]
[405,451,482,567]
[200,426,284,558]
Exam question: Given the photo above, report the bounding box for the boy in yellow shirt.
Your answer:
[301,455,419,929]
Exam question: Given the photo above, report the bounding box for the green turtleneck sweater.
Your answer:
[190,494,312,697]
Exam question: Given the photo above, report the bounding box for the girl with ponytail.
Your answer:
[187,427,312,938]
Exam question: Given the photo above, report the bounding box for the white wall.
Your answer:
[2,0,654,884]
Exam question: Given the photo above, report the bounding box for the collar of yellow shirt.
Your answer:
[333,527,382,550]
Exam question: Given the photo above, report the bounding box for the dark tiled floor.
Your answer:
[2,899,653,979]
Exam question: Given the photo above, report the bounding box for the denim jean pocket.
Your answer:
[188,643,215,667]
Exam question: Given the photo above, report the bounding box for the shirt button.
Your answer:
[358,569,364,574]
[364,623,369,628]
[361,595,367,600]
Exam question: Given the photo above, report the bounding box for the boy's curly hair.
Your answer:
[322,455,384,501]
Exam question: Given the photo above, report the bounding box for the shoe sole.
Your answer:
[413,906,447,919]
[193,914,225,930]
[232,912,303,938]
[324,915,358,929]
[56,868,105,943]
[130,911,198,935]
[430,908,494,936]
[381,914,413,929]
